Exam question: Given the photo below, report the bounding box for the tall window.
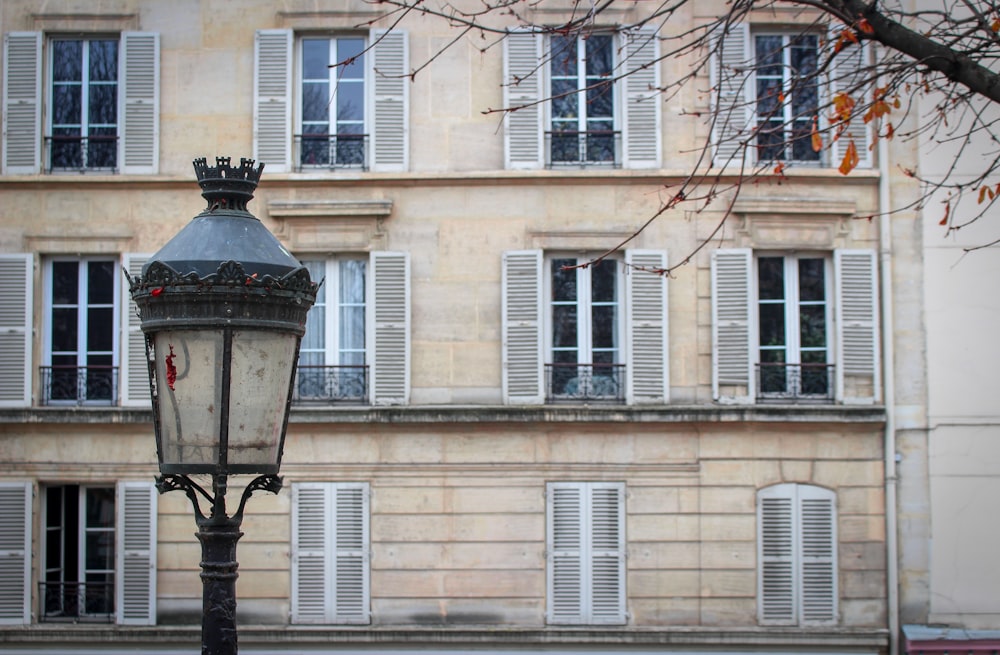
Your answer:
[549,34,616,165]
[42,485,116,620]
[49,38,119,171]
[299,37,366,170]
[45,259,118,404]
[297,258,367,402]
[548,256,622,401]
[754,33,819,162]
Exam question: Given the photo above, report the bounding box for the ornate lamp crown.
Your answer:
[193,156,265,211]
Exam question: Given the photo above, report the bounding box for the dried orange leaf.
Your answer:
[838,139,859,175]
[811,118,823,152]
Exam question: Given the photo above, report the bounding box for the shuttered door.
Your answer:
[588,484,626,624]
[370,30,408,172]
[711,249,753,402]
[709,23,749,168]
[116,481,157,625]
[0,482,31,624]
[502,250,543,404]
[799,487,837,624]
[622,27,660,168]
[333,485,370,623]
[0,254,32,408]
[253,30,292,172]
[2,32,41,174]
[547,484,584,624]
[625,250,668,404]
[292,484,330,623]
[503,31,543,169]
[758,489,795,624]
[834,249,879,403]
[120,32,159,174]
[121,255,151,406]
[370,252,410,405]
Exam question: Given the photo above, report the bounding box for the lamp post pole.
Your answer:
[129,157,317,655]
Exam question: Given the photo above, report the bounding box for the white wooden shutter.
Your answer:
[0,254,32,408]
[370,29,408,172]
[758,485,795,624]
[621,27,660,169]
[798,485,837,624]
[292,483,330,623]
[547,483,584,624]
[116,480,157,625]
[587,483,626,624]
[0,482,31,624]
[625,250,668,404]
[828,33,873,169]
[503,31,543,169]
[119,32,159,174]
[834,249,880,403]
[292,482,370,625]
[710,22,750,168]
[502,250,543,404]
[369,251,409,405]
[711,248,753,403]
[253,29,292,172]
[121,254,151,407]
[2,32,41,174]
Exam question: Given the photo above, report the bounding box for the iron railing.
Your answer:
[546,363,626,403]
[756,362,835,403]
[44,135,118,173]
[546,130,621,168]
[39,581,115,622]
[294,133,369,171]
[40,365,119,405]
[293,365,369,403]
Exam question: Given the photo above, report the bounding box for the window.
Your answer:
[756,255,831,400]
[503,28,660,169]
[43,259,119,405]
[291,482,370,625]
[546,481,626,625]
[711,24,871,169]
[711,249,879,404]
[547,255,623,401]
[297,258,368,402]
[254,29,408,173]
[2,31,159,175]
[503,250,668,405]
[753,33,819,163]
[549,34,617,166]
[757,483,837,625]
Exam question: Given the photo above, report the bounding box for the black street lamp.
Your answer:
[127,157,317,655]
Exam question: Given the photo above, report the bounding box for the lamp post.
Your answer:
[127,157,317,655]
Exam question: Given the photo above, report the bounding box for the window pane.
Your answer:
[52,85,82,125]
[85,532,115,571]
[591,261,617,302]
[302,82,331,123]
[757,257,784,300]
[340,259,366,303]
[551,259,577,302]
[798,258,825,301]
[302,39,330,79]
[86,308,114,352]
[88,261,115,304]
[85,488,115,527]
[52,262,79,305]
[51,308,79,353]
[586,83,614,120]
[754,35,783,74]
[799,304,827,349]
[89,85,118,124]
[759,303,786,348]
[551,79,579,120]
[552,305,578,348]
[337,38,365,79]
[53,41,83,81]
[585,35,613,77]
[336,80,365,123]
[340,306,365,352]
[87,127,117,168]
[89,41,118,82]
[550,36,577,77]
[591,305,617,350]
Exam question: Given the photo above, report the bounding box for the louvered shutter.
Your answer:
[121,254,151,406]
[502,250,543,404]
[2,32,41,174]
[622,27,660,168]
[547,484,584,624]
[119,32,159,174]
[116,481,157,625]
[828,35,873,169]
[369,251,409,405]
[333,484,370,624]
[625,250,668,404]
[588,483,626,624]
[0,482,31,624]
[834,249,879,403]
[370,29,408,172]
[0,254,32,408]
[253,30,292,172]
[710,22,750,168]
[758,486,795,624]
[292,483,330,623]
[503,31,543,169]
[711,249,753,403]
[798,486,837,624]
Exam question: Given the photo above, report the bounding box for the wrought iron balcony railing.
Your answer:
[293,365,369,404]
[44,135,119,173]
[546,363,626,403]
[294,133,369,171]
[546,130,621,168]
[39,581,115,622]
[755,362,835,403]
[40,365,119,405]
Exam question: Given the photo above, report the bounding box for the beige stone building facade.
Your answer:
[0,1,927,653]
